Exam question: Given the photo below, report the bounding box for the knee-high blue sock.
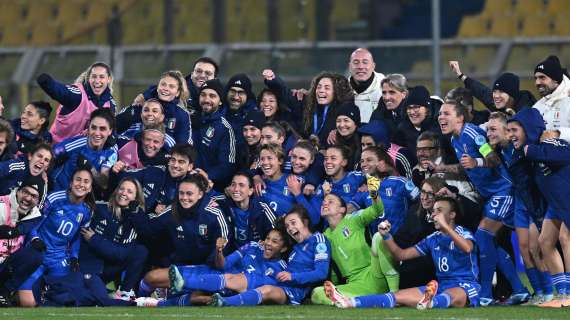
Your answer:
[541,271,553,295]
[525,267,543,294]
[496,247,526,293]
[158,294,193,307]
[475,228,498,298]
[138,279,154,297]
[184,274,224,292]
[223,289,262,306]
[431,293,452,309]
[354,293,396,308]
[552,273,566,295]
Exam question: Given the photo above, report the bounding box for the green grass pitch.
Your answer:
[1,305,569,320]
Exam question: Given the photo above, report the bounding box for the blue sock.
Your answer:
[525,267,542,294]
[552,273,566,295]
[541,271,554,295]
[184,274,224,292]
[565,273,570,294]
[138,279,154,297]
[223,289,262,306]
[432,293,452,309]
[354,293,396,308]
[475,228,498,299]
[158,294,192,307]
[496,247,526,294]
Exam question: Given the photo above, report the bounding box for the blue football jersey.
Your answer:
[284,232,330,287]
[225,242,287,279]
[451,124,512,198]
[415,225,478,282]
[314,171,365,204]
[262,174,300,217]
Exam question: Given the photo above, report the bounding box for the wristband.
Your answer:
[475,158,484,167]
[457,73,465,80]
[382,233,392,241]
[478,143,493,157]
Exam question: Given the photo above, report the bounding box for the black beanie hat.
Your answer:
[404,86,431,108]
[535,55,563,83]
[244,110,266,130]
[226,73,254,98]
[200,79,224,99]
[493,72,520,100]
[20,174,45,203]
[336,101,361,127]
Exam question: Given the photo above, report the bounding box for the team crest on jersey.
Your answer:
[385,187,392,197]
[283,186,289,196]
[206,127,215,138]
[315,242,329,260]
[199,224,208,236]
[57,210,64,216]
[265,267,275,276]
[167,118,176,130]
[342,226,351,238]
[99,156,106,165]
[77,213,83,223]
[343,183,351,193]
[474,135,486,146]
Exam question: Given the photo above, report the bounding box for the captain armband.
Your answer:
[478,143,493,158]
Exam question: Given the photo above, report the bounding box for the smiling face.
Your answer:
[243,125,261,146]
[88,116,112,150]
[349,49,375,83]
[507,121,527,150]
[142,130,165,158]
[157,76,180,102]
[178,181,203,209]
[336,115,357,137]
[229,174,253,203]
[199,88,221,114]
[115,180,137,208]
[191,62,216,87]
[70,170,93,199]
[284,212,311,243]
[324,148,347,179]
[315,77,334,105]
[420,183,436,210]
[534,72,558,97]
[382,83,406,111]
[227,87,247,111]
[492,90,511,109]
[141,101,165,127]
[360,135,376,150]
[290,147,313,175]
[438,103,463,136]
[88,66,111,96]
[168,153,193,178]
[20,104,46,133]
[260,92,278,118]
[320,194,345,218]
[260,127,284,146]
[28,148,52,176]
[259,149,283,179]
[486,118,508,146]
[360,149,380,175]
[16,186,40,212]
[263,230,287,259]
[407,105,428,127]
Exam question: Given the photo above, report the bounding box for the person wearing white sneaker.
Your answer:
[325,197,480,309]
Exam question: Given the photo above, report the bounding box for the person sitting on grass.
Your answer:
[325,196,480,310]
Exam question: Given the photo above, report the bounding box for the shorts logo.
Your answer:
[199,224,208,236]
[206,127,215,138]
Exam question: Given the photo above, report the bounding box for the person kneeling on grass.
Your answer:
[135,227,290,307]
[325,196,480,310]
[210,205,331,306]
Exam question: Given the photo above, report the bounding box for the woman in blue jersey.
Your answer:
[37,62,115,144]
[211,205,331,306]
[132,173,233,296]
[326,196,480,310]
[79,177,148,301]
[259,143,299,217]
[50,108,117,194]
[19,167,95,307]
[135,227,290,307]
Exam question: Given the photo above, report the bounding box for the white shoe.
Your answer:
[324,281,354,309]
[114,289,136,301]
[135,297,159,307]
[169,265,184,295]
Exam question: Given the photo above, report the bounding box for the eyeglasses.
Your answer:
[420,190,435,198]
[416,147,436,152]
[20,188,40,201]
[228,88,246,97]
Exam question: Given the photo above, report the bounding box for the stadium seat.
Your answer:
[1,24,31,46]
[480,0,513,18]
[515,0,546,16]
[173,0,212,43]
[505,44,560,72]
[0,1,26,27]
[24,0,59,25]
[520,13,553,37]
[457,15,489,38]
[462,45,498,74]
[30,23,62,46]
[553,13,570,35]
[489,13,520,37]
[547,0,570,15]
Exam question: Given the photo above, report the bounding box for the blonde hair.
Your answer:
[109,177,146,219]
[160,70,190,108]
[75,62,114,94]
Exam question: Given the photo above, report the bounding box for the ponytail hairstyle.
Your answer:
[292,139,318,163]
[75,61,114,94]
[159,70,190,108]
[171,173,209,223]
